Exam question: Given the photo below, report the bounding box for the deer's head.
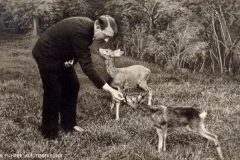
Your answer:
[123,93,148,108]
[98,48,124,60]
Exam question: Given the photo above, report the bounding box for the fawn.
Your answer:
[126,93,224,160]
[98,48,153,120]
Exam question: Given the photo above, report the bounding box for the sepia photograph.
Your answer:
[0,0,239,159]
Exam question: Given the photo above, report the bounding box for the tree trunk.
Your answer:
[212,11,223,73]
[149,16,153,31]
[116,42,119,50]
[33,15,39,37]
[154,52,158,63]
[137,38,140,58]
[124,44,127,56]
[131,46,134,57]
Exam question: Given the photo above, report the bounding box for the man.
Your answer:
[32,15,124,140]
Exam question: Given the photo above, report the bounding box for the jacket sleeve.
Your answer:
[71,32,106,89]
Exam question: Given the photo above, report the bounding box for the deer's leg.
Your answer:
[198,126,223,159]
[115,88,123,121]
[189,123,224,160]
[162,125,167,152]
[115,102,120,120]
[156,127,164,152]
[148,88,153,106]
[110,99,115,110]
[204,138,210,152]
[138,81,152,106]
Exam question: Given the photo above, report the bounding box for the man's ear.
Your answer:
[94,20,101,30]
[96,24,101,30]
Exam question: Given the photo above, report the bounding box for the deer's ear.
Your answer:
[138,93,148,104]
[113,50,121,57]
[114,49,124,57]
[112,49,118,56]
[119,51,124,56]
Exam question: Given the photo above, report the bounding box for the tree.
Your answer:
[132,0,161,31]
[201,1,240,74]
[0,0,53,35]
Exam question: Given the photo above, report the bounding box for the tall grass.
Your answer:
[0,33,239,159]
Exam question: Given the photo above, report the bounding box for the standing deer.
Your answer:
[98,48,153,120]
[128,94,224,160]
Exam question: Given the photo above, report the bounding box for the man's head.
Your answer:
[94,15,117,42]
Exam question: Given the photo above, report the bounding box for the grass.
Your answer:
[0,33,240,159]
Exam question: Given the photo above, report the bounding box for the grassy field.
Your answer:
[0,33,239,160]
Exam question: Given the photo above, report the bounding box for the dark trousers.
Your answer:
[36,61,80,139]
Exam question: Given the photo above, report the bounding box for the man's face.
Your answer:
[94,21,114,42]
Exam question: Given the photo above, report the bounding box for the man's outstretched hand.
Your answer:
[102,83,124,102]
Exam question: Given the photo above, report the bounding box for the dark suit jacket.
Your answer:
[32,17,105,89]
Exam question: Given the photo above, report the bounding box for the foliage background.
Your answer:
[1,0,240,74]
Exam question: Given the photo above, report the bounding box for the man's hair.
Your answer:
[96,15,117,35]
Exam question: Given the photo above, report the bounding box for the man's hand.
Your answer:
[111,90,124,102]
[102,83,124,102]
[64,59,75,67]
